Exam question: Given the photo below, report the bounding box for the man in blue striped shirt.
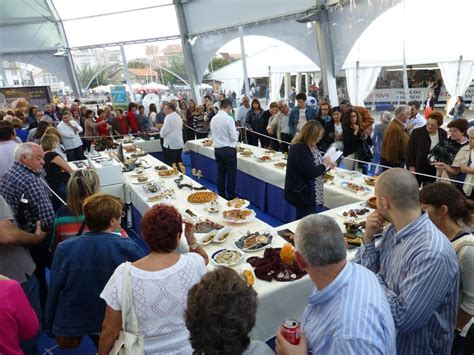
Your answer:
[354,168,459,354]
[276,214,396,355]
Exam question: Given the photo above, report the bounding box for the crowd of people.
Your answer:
[0,90,473,355]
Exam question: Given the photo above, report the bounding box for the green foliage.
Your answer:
[204,56,236,79]
[161,54,188,86]
[76,64,110,90]
[128,61,146,69]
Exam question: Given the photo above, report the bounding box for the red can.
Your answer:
[280,318,301,345]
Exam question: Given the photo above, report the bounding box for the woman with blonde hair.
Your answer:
[45,126,68,160]
[50,170,128,252]
[284,120,336,218]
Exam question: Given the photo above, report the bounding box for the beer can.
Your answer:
[280,318,301,345]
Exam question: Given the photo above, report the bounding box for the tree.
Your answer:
[128,61,146,69]
[161,54,188,86]
[204,56,236,79]
[76,64,110,90]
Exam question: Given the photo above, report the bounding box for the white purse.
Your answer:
[110,262,145,355]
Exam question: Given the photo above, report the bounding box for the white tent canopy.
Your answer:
[210,44,319,96]
[211,44,320,80]
[343,0,474,69]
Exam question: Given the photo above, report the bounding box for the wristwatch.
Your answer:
[188,241,200,250]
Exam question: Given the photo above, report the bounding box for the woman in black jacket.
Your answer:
[284,120,336,219]
[245,99,263,146]
[342,108,372,171]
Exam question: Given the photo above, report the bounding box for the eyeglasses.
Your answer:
[121,211,126,218]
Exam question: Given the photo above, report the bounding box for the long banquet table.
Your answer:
[187,139,375,222]
[117,153,372,341]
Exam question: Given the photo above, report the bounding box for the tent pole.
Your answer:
[355,61,359,105]
[239,26,250,97]
[120,45,133,103]
[455,55,463,96]
[401,0,409,103]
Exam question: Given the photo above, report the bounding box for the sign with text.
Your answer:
[0,86,52,107]
[110,85,128,109]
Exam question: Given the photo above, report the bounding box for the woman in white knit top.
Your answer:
[420,182,474,354]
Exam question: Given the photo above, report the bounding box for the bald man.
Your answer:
[353,168,459,354]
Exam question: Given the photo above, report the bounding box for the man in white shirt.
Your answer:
[235,96,250,127]
[210,99,239,199]
[56,111,84,161]
[160,102,184,165]
[406,100,426,134]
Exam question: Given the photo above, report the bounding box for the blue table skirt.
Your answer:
[189,151,297,223]
[266,184,297,222]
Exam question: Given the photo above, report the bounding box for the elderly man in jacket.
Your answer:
[381,105,410,170]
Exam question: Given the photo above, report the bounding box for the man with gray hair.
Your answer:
[380,104,410,170]
[276,214,396,355]
[354,168,459,354]
[267,100,292,153]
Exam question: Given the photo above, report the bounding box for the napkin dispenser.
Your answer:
[90,159,123,187]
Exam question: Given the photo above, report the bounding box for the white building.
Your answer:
[1,61,34,86]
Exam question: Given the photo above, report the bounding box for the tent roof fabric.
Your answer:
[343,0,474,69]
[210,45,320,80]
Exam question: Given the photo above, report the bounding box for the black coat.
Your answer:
[284,143,326,208]
[342,126,372,157]
[407,126,448,177]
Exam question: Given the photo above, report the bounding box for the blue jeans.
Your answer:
[21,274,42,355]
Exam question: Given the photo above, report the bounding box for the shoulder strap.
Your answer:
[121,262,140,334]
[76,219,86,236]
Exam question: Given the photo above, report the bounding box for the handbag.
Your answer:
[357,139,373,162]
[109,262,144,355]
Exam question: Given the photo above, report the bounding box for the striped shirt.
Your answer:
[354,213,459,354]
[301,262,396,354]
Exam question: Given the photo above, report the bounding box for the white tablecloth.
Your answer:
[118,137,163,153]
[121,154,372,340]
[186,139,375,209]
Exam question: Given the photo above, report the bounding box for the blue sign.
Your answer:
[111,86,127,107]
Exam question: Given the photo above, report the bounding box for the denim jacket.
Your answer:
[45,232,145,336]
[288,105,318,135]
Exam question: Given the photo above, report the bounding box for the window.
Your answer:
[13,80,19,85]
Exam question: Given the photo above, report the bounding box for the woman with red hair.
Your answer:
[99,205,208,354]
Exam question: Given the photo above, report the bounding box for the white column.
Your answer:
[239,26,250,97]
[120,45,133,102]
[304,73,309,94]
[296,72,302,93]
[284,72,291,99]
[0,63,9,87]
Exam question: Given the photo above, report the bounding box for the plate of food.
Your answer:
[158,168,178,178]
[255,155,273,163]
[340,181,371,193]
[222,209,256,224]
[241,263,256,286]
[277,229,295,246]
[199,230,219,245]
[211,248,245,266]
[274,162,287,169]
[132,176,155,185]
[213,227,235,243]
[323,172,335,183]
[234,231,273,251]
[146,189,176,202]
[154,165,168,171]
[187,191,218,204]
[343,218,366,233]
[226,198,250,209]
[340,207,372,219]
[364,176,377,186]
[202,138,213,147]
[195,219,224,234]
[344,233,363,249]
[264,149,278,155]
[239,149,253,157]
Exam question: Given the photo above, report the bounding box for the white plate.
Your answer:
[225,199,250,209]
[132,177,156,185]
[234,231,274,251]
[211,248,245,266]
[213,227,236,243]
[340,181,371,194]
[131,172,147,178]
[198,230,219,245]
[222,209,256,224]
